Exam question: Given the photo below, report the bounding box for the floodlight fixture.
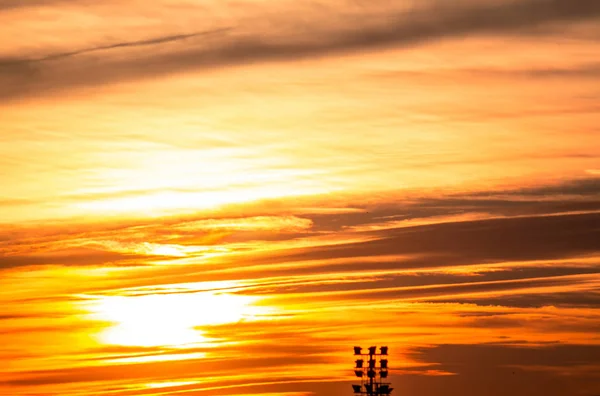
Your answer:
[351,345,392,396]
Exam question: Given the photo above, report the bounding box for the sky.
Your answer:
[0,0,599,395]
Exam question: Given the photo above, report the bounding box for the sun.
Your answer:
[89,291,265,347]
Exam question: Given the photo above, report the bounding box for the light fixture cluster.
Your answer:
[351,346,393,395]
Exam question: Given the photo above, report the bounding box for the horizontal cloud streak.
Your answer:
[232,265,600,298]
[1,179,598,281]
[442,290,600,309]
[250,212,600,268]
[0,0,67,10]
[2,29,230,65]
[402,344,600,396]
[2,0,600,99]
[1,1,599,395]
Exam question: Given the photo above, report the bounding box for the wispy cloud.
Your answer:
[1,2,599,395]
[402,344,600,396]
[1,28,230,65]
[0,0,65,10]
[2,178,598,271]
[2,0,600,100]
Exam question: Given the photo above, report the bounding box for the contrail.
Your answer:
[1,27,230,66]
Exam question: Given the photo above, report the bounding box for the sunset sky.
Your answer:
[1,1,599,395]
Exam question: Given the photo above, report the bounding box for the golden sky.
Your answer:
[1,1,599,395]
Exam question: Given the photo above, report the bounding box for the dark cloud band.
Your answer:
[2,0,600,100]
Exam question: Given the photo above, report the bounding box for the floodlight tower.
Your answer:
[352,346,393,396]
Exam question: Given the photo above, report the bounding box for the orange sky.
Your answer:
[1,1,599,395]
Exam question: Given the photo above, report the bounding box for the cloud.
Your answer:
[2,351,331,387]
[252,212,600,268]
[0,248,160,269]
[264,273,599,308]
[400,344,600,396]
[1,28,230,65]
[2,0,600,100]
[476,177,600,198]
[234,265,600,303]
[374,63,600,82]
[0,0,66,10]
[0,214,314,271]
[302,176,600,233]
[1,177,598,275]
[441,290,600,309]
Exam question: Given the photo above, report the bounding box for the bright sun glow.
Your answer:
[90,292,268,347]
[75,184,333,217]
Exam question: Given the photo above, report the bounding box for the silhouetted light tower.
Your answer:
[352,346,393,395]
